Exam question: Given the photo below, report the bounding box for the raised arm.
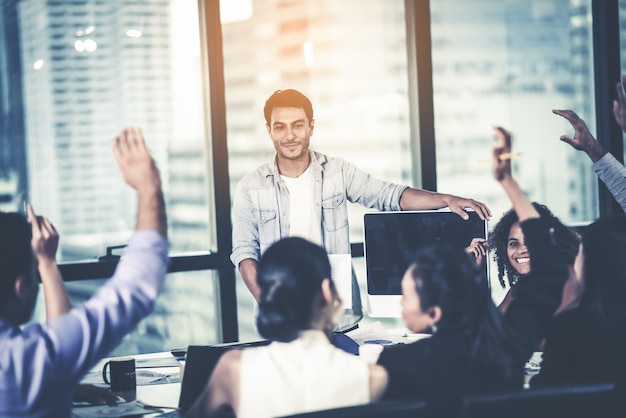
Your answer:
[491,126,539,221]
[46,126,169,380]
[27,204,71,320]
[552,109,607,163]
[553,109,626,212]
[112,126,167,237]
[492,127,568,359]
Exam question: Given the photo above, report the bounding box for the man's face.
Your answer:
[266,106,314,163]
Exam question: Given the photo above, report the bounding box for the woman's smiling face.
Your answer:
[507,221,531,275]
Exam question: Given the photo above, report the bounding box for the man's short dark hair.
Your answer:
[0,213,32,308]
[263,89,314,125]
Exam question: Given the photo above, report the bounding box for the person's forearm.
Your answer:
[499,176,539,221]
[239,259,261,302]
[593,153,626,212]
[39,259,72,320]
[399,188,448,210]
[136,186,167,239]
[583,139,608,163]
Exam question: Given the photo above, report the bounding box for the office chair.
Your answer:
[276,399,428,418]
[463,382,616,418]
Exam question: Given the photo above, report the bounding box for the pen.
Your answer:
[497,152,521,161]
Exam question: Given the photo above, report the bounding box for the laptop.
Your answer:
[180,340,271,410]
[155,340,271,416]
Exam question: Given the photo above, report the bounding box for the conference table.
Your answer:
[72,351,183,417]
[70,325,543,417]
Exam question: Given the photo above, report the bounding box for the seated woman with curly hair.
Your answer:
[488,202,582,314]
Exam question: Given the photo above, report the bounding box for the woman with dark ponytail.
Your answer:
[186,237,388,418]
[377,127,568,407]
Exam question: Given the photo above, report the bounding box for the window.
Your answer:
[220,0,411,338]
[431,0,597,225]
[0,0,220,355]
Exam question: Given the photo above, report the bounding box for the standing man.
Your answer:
[231,89,491,330]
[0,127,169,417]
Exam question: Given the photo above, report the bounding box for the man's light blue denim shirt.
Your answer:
[231,150,408,328]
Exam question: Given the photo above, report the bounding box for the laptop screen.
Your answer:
[178,340,271,411]
[363,209,489,297]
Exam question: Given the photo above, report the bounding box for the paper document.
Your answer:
[327,254,352,310]
[345,321,393,345]
[72,401,160,418]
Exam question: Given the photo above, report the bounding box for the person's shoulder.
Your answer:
[237,162,275,187]
[216,348,243,375]
[311,150,347,165]
[379,339,430,363]
[548,308,592,338]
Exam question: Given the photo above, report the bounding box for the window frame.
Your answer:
[55,0,624,344]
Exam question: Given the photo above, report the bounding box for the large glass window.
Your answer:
[0,0,220,354]
[220,0,411,339]
[431,0,596,226]
[431,0,595,302]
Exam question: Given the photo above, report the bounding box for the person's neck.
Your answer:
[277,154,310,178]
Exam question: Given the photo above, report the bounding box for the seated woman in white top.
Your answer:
[186,237,388,418]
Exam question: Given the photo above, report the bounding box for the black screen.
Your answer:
[363,210,488,295]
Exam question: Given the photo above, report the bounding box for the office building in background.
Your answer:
[0,0,609,349]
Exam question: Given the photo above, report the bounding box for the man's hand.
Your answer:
[112,127,161,193]
[552,109,606,162]
[613,74,626,133]
[74,384,122,406]
[112,127,167,238]
[492,126,513,182]
[442,195,491,221]
[27,204,58,265]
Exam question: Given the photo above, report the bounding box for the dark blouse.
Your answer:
[532,304,626,389]
[378,218,568,403]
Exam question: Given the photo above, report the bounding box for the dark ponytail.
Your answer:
[256,237,332,342]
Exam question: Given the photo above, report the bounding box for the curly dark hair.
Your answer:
[488,203,580,289]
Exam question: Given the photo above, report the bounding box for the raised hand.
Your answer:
[491,126,512,182]
[112,127,161,193]
[27,204,71,319]
[112,126,167,238]
[27,204,59,264]
[613,74,626,133]
[552,109,606,162]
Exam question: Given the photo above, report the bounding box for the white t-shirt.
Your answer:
[238,330,370,418]
[281,166,322,245]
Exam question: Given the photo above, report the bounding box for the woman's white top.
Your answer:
[238,330,370,418]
